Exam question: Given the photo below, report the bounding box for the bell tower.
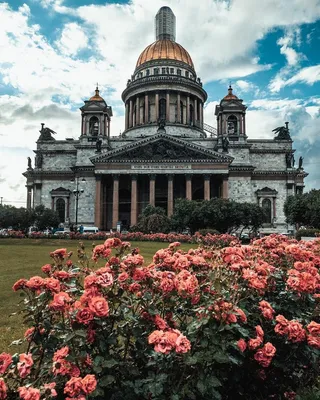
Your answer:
[80,85,113,140]
[215,85,247,142]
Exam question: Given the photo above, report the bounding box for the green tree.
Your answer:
[284,190,320,229]
[0,205,33,231]
[133,204,170,233]
[31,205,60,231]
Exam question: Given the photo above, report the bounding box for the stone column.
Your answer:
[273,197,276,219]
[166,92,170,122]
[145,94,149,123]
[66,196,70,219]
[167,175,174,217]
[26,186,32,210]
[34,184,42,207]
[81,115,85,135]
[186,175,192,200]
[177,93,181,123]
[125,103,129,130]
[112,175,119,229]
[155,93,159,121]
[194,98,198,122]
[199,102,203,127]
[136,96,140,125]
[222,176,229,199]
[149,174,156,206]
[243,113,246,134]
[95,176,102,228]
[129,99,133,128]
[204,175,210,200]
[186,96,190,125]
[107,118,110,138]
[130,175,138,227]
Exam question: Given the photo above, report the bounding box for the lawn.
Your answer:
[0,238,195,353]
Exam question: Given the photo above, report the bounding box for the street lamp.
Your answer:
[70,177,86,230]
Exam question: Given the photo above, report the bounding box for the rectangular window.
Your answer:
[154,68,159,75]
[185,71,189,78]
[146,69,150,76]
[177,69,181,76]
[170,68,174,74]
[162,68,166,74]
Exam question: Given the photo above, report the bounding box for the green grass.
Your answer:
[0,239,195,353]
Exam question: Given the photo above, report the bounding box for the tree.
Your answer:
[31,205,60,231]
[0,205,33,231]
[284,190,320,229]
[170,198,265,234]
[133,204,170,233]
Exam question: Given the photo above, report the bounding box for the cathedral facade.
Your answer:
[23,6,307,233]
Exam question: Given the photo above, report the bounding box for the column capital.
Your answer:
[204,174,211,181]
[166,174,174,181]
[131,174,137,181]
[149,174,156,180]
[113,174,120,180]
[185,174,192,180]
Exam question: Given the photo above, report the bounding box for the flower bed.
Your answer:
[1,234,319,399]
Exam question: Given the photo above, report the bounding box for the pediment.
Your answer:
[91,133,233,164]
[80,101,106,112]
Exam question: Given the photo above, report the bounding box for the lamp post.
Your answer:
[70,177,86,230]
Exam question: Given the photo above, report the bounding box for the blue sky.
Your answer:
[1,0,320,206]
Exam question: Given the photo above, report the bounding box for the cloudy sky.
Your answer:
[1,0,320,207]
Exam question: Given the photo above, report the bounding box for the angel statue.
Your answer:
[272,122,291,140]
[38,123,56,141]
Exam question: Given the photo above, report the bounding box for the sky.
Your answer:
[1,0,320,207]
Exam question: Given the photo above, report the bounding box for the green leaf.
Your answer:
[102,358,118,368]
[99,375,116,387]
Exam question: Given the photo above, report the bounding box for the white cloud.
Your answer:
[1,0,320,203]
[55,23,88,56]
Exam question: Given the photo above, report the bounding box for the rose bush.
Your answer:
[1,234,319,399]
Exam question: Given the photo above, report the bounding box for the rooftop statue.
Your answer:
[273,122,291,140]
[38,123,56,141]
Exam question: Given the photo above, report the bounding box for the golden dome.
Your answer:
[223,85,239,100]
[136,40,194,70]
[89,86,105,101]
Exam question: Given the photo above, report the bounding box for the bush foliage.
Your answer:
[0,235,319,399]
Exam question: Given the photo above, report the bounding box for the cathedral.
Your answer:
[23,6,307,233]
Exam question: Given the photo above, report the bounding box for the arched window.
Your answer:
[159,98,166,121]
[89,116,99,136]
[262,198,272,224]
[56,198,65,223]
[189,104,194,125]
[227,115,238,134]
[180,100,184,124]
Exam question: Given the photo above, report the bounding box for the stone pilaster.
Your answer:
[194,98,198,122]
[177,93,181,123]
[112,175,119,228]
[26,186,32,210]
[130,175,138,227]
[200,102,203,127]
[95,176,102,228]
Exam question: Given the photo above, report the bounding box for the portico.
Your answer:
[94,172,229,230]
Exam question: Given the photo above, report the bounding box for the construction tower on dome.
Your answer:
[155,6,176,41]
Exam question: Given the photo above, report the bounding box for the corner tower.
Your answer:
[122,6,207,138]
[215,85,247,142]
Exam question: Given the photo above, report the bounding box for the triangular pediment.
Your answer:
[91,133,233,164]
[80,101,107,112]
